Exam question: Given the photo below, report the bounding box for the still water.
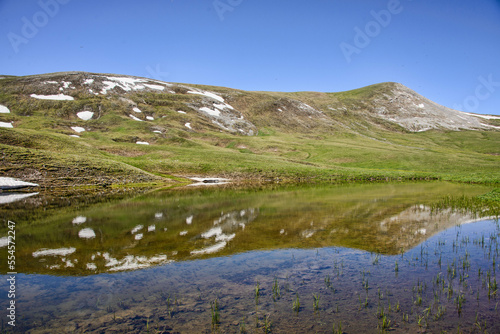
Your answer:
[0,182,499,333]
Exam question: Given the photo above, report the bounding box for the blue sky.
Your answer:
[1,0,499,115]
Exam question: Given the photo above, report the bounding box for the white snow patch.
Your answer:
[77,111,94,120]
[33,247,76,257]
[146,116,154,121]
[144,84,165,90]
[72,216,87,225]
[155,212,163,219]
[83,79,94,85]
[179,231,188,236]
[186,215,193,225]
[0,122,13,128]
[44,81,58,84]
[185,122,192,129]
[148,225,156,232]
[136,141,149,145]
[130,114,142,121]
[135,233,143,240]
[153,130,162,133]
[133,107,142,113]
[418,104,425,109]
[199,107,220,117]
[462,112,500,120]
[79,228,96,239]
[0,177,38,189]
[177,110,186,114]
[0,105,10,113]
[30,93,74,101]
[187,90,224,103]
[71,126,85,133]
[69,135,80,138]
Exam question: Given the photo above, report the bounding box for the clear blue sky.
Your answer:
[1,0,499,115]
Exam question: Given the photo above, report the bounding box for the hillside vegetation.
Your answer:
[0,72,499,188]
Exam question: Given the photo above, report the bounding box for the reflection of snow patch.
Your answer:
[72,216,87,225]
[191,241,227,255]
[202,227,222,239]
[131,225,143,234]
[0,237,8,248]
[33,247,76,257]
[79,228,96,239]
[0,192,39,205]
[87,263,97,270]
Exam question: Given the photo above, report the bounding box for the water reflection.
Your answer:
[0,182,495,276]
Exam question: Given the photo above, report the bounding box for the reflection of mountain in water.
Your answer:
[0,183,494,275]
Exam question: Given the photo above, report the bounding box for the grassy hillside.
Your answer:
[0,72,499,188]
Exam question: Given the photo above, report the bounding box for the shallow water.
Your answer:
[0,182,499,333]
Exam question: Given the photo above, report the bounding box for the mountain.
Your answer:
[0,72,499,187]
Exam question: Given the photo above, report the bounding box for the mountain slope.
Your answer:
[0,72,499,187]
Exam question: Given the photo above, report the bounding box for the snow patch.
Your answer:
[0,237,8,248]
[185,122,192,129]
[187,90,225,103]
[72,216,87,225]
[133,107,142,113]
[177,110,186,114]
[136,141,149,145]
[0,105,10,113]
[199,107,220,117]
[146,116,154,121]
[30,93,74,101]
[144,84,165,90]
[0,122,13,128]
[71,126,85,133]
[129,114,142,121]
[131,225,143,234]
[77,111,94,120]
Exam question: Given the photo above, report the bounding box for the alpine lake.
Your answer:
[1,181,499,333]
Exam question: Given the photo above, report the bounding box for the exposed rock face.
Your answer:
[370,83,500,132]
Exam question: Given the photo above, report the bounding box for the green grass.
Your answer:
[1,74,499,188]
